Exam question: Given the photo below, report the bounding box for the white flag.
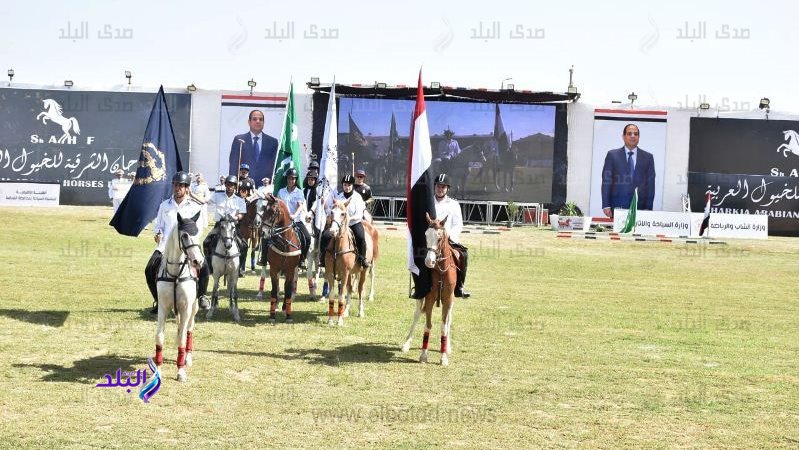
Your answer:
[315,80,338,231]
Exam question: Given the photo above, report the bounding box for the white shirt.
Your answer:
[334,191,366,226]
[434,195,464,243]
[208,191,246,222]
[153,197,204,253]
[108,177,132,200]
[278,186,305,222]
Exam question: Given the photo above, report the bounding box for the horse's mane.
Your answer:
[44,99,62,114]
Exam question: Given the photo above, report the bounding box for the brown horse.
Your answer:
[238,197,261,272]
[322,200,378,326]
[258,194,301,324]
[401,213,457,365]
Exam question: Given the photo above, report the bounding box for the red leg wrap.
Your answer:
[155,345,164,366]
[422,332,430,350]
[440,335,448,354]
[177,346,186,368]
[186,331,193,352]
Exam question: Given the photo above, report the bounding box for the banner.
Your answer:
[0,88,190,205]
[589,109,667,217]
[0,181,59,206]
[688,118,799,235]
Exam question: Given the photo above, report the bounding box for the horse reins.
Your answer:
[157,231,200,312]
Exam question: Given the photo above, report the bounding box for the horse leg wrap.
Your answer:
[328,300,335,317]
[440,336,448,354]
[337,302,344,317]
[259,277,265,291]
[422,332,430,350]
[270,298,277,316]
[176,347,186,368]
[321,281,329,297]
[285,300,292,316]
[155,345,164,366]
[186,331,193,352]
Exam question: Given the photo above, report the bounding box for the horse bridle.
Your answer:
[214,219,240,260]
[159,230,201,284]
[262,200,300,254]
[427,226,454,273]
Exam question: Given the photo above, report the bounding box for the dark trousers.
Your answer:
[351,222,367,261]
[451,241,468,292]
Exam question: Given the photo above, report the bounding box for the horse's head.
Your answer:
[424,212,448,268]
[329,200,350,237]
[218,216,238,251]
[261,193,291,238]
[176,211,204,271]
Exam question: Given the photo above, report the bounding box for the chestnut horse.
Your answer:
[238,198,261,272]
[401,214,456,365]
[322,200,378,326]
[155,211,204,381]
[258,194,301,324]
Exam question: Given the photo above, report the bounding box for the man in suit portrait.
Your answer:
[229,109,279,188]
[601,124,655,217]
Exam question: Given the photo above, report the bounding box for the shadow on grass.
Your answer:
[206,342,411,367]
[13,354,144,383]
[0,309,70,327]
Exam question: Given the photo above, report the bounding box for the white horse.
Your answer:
[206,218,241,322]
[36,99,81,144]
[155,211,204,382]
[303,208,322,300]
[777,130,799,158]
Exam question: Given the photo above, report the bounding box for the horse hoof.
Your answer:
[186,353,193,367]
[269,318,276,325]
[327,318,334,326]
[285,317,293,324]
[205,309,214,320]
[401,342,411,353]
[255,291,263,300]
[337,317,344,326]
[441,354,449,366]
[233,312,241,323]
[358,310,365,318]
[177,370,187,382]
[419,352,428,363]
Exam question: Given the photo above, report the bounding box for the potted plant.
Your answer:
[553,201,584,231]
[506,201,519,227]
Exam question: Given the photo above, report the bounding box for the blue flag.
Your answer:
[110,86,182,236]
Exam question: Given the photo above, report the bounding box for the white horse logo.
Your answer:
[777,130,799,158]
[36,99,81,144]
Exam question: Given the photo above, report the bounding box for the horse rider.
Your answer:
[256,177,273,199]
[238,163,256,188]
[237,178,259,277]
[303,167,319,230]
[321,174,371,268]
[145,171,206,313]
[276,168,311,269]
[199,175,246,306]
[353,168,374,222]
[433,173,471,298]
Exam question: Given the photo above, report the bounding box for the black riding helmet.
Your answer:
[224,175,238,185]
[172,171,192,186]
[341,174,355,184]
[285,168,299,179]
[434,173,451,187]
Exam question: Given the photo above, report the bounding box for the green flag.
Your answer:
[272,81,303,194]
[620,188,638,233]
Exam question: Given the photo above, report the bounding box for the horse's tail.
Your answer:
[70,118,81,135]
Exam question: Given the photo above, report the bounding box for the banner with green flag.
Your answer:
[619,188,638,233]
[272,81,303,193]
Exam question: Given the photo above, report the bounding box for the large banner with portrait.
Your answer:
[588,110,667,217]
[0,88,191,205]
[688,117,799,236]
[336,97,560,203]
[217,94,286,187]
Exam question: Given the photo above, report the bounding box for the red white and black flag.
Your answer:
[699,192,712,236]
[406,70,436,298]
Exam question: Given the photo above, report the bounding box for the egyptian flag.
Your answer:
[406,70,436,298]
[699,192,712,236]
[110,86,182,236]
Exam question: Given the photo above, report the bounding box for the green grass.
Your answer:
[1,206,798,449]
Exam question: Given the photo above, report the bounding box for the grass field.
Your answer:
[1,206,798,449]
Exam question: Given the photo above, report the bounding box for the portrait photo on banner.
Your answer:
[217,95,285,186]
[588,110,668,217]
